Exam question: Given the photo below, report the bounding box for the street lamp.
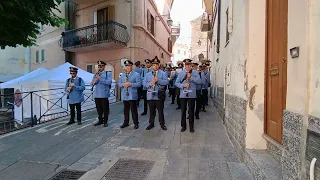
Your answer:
[156,14,173,27]
[197,40,202,46]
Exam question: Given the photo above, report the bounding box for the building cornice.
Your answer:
[133,24,172,57]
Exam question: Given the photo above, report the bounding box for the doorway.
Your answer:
[265,0,288,143]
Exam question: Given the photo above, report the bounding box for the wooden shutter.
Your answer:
[147,10,151,32]
[108,6,115,21]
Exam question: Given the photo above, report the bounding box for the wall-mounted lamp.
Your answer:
[156,14,173,26]
[197,40,202,46]
[290,46,300,58]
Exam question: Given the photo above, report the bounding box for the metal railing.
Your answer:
[59,20,130,50]
[0,85,120,135]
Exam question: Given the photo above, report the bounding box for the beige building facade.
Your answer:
[203,0,320,179]
[190,15,210,62]
[171,43,190,65]
[60,0,175,81]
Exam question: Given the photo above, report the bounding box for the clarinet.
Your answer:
[91,71,101,91]
[67,78,74,99]
[125,70,129,96]
[152,71,156,96]
[185,70,192,97]
[200,71,203,95]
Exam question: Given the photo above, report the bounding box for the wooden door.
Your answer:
[265,0,288,143]
[97,8,108,41]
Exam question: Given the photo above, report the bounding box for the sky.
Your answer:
[170,0,205,45]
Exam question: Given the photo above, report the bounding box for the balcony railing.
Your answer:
[59,20,130,51]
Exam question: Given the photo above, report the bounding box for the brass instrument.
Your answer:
[125,69,129,96]
[91,71,101,91]
[67,78,74,99]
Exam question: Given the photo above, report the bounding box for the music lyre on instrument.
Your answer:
[91,71,101,91]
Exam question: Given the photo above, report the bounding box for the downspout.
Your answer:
[130,0,135,61]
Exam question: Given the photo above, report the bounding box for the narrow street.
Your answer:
[0,99,253,180]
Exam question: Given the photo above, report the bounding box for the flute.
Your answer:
[125,70,129,96]
[91,71,101,91]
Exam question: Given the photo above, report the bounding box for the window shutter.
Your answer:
[108,6,115,21]
[147,10,151,31]
[93,11,97,24]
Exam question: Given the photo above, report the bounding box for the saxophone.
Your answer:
[91,71,101,91]
[125,70,129,96]
[67,78,74,99]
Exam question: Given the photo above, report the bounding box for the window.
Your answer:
[87,64,93,73]
[41,49,45,62]
[226,8,230,44]
[168,38,172,53]
[177,50,180,54]
[161,53,164,58]
[36,51,39,63]
[147,10,155,35]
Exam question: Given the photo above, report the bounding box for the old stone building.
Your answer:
[190,15,210,62]
[203,0,320,179]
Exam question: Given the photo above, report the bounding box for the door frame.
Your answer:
[263,0,288,144]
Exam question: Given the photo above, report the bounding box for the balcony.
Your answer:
[69,0,102,5]
[59,21,130,52]
[201,13,212,32]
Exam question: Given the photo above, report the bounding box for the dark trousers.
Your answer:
[141,90,148,113]
[169,88,176,103]
[148,100,165,126]
[123,100,139,125]
[176,88,181,107]
[202,89,208,108]
[180,98,196,129]
[195,90,201,116]
[95,98,109,123]
[137,87,143,106]
[69,103,81,122]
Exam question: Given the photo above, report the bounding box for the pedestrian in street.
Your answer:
[133,61,143,107]
[65,67,85,125]
[143,56,169,131]
[118,60,141,129]
[140,59,153,116]
[175,61,184,110]
[91,60,112,127]
[175,59,202,133]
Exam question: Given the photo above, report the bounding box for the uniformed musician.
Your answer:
[140,59,153,116]
[91,60,112,127]
[192,62,204,120]
[133,61,143,107]
[175,59,202,133]
[143,56,169,131]
[175,61,184,109]
[65,67,85,125]
[118,60,141,129]
[169,67,177,104]
[202,62,211,109]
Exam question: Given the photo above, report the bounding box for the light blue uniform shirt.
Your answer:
[175,70,203,99]
[65,77,85,104]
[196,71,206,90]
[91,71,112,98]
[118,71,142,101]
[203,71,211,89]
[143,70,169,100]
[142,67,152,90]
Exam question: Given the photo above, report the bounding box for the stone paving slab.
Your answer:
[0,98,254,180]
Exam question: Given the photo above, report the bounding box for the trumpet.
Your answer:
[125,69,129,96]
[91,71,101,91]
[67,78,74,99]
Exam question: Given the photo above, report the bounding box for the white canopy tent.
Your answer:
[10,63,116,124]
[0,67,48,89]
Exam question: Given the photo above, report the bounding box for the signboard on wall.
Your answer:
[171,26,180,36]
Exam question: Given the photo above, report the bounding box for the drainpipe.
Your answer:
[129,0,135,61]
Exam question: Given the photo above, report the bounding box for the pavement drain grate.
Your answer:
[101,158,155,180]
[49,169,86,180]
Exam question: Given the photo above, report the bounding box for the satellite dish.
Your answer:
[120,58,128,67]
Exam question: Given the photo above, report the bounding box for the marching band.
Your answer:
[66,57,211,133]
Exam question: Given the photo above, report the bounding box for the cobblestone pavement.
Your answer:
[0,98,253,180]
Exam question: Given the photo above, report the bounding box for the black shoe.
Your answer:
[203,109,206,112]
[196,116,199,120]
[190,128,194,133]
[141,112,147,115]
[171,102,174,104]
[161,125,167,131]
[187,116,189,119]
[134,125,139,129]
[181,128,186,132]
[66,121,75,125]
[103,122,108,127]
[176,107,181,110]
[94,121,103,126]
[77,121,81,125]
[146,124,154,130]
[120,124,129,128]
